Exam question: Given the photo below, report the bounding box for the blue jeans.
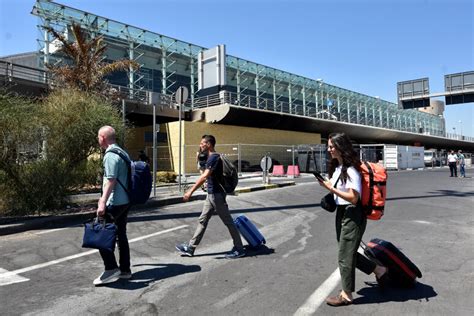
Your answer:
[460,164,465,177]
[99,204,131,272]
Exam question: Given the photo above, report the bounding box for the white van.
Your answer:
[424,150,441,166]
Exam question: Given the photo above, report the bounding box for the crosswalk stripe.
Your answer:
[0,225,188,286]
[0,268,29,286]
[293,268,340,315]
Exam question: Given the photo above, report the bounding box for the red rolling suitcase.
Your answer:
[362,238,422,287]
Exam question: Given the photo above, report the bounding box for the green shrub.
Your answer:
[68,159,102,192]
[0,89,128,216]
[156,171,177,183]
[0,160,70,216]
[41,89,127,166]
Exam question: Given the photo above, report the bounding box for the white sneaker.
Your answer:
[93,269,120,286]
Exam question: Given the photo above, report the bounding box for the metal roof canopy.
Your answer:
[32,1,444,137]
[191,104,474,151]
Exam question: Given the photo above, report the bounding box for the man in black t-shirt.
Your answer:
[176,135,245,259]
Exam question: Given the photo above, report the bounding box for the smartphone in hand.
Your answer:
[313,172,326,182]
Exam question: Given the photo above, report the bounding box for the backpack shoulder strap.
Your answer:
[107,148,131,164]
[333,175,340,188]
[216,153,228,192]
[105,148,131,194]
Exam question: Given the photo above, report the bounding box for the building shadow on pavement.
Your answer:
[105,263,201,290]
[387,190,474,201]
[354,281,437,305]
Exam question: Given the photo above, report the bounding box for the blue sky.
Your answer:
[1,0,473,136]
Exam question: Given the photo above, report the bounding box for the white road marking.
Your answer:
[0,225,188,286]
[213,288,251,309]
[127,225,187,243]
[35,227,72,235]
[293,268,340,316]
[0,268,29,286]
[413,220,432,225]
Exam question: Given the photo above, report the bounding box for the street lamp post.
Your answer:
[175,86,189,192]
[458,120,463,139]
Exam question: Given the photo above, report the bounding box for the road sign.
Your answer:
[260,156,272,171]
[175,86,189,105]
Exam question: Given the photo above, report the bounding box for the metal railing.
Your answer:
[0,60,50,84]
[192,90,450,137]
[0,60,174,107]
[445,133,474,142]
[3,60,472,142]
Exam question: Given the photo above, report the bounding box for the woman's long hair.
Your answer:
[328,133,360,183]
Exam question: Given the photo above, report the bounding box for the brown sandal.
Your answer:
[326,294,353,307]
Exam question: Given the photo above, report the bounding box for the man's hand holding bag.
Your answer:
[82,216,117,252]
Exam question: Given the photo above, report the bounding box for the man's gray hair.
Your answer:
[98,125,116,141]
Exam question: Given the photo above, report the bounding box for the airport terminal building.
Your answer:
[5,0,472,172]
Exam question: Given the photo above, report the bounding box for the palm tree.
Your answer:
[44,23,139,96]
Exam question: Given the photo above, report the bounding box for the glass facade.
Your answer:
[33,0,445,136]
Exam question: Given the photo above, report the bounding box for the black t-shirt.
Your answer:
[205,153,224,194]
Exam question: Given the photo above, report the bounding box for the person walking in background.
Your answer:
[175,134,245,259]
[317,133,388,306]
[448,150,458,177]
[458,150,466,178]
[138,150,150,164]
[94,125,132,285]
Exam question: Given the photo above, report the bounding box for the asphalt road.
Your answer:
[0,168,473,316]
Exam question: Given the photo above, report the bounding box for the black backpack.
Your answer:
[218,154,239,193]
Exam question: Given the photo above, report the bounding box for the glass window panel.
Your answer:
[464,73,474,86]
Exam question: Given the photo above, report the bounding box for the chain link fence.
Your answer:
[144,143,329,177]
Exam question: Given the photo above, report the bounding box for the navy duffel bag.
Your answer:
[82,217,117,252]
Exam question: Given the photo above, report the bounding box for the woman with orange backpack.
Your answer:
[317,133,388,306]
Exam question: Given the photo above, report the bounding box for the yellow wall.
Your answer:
[176,122,320,145]
[167,121,321,173]
[126,126,150,160]
[126,125,167,161]
[125,122,321,173]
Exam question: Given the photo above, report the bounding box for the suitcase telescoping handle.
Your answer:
[360,240,383,266]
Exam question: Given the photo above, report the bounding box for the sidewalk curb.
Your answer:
[0,181,295,236]
[234,181,295,194]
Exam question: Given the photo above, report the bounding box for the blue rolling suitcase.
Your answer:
[234,214,266,248]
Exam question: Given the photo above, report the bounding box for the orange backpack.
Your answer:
[360,161,387,220]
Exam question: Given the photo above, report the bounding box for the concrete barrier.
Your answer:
[272,165,285,176]
[287,165,300,177]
